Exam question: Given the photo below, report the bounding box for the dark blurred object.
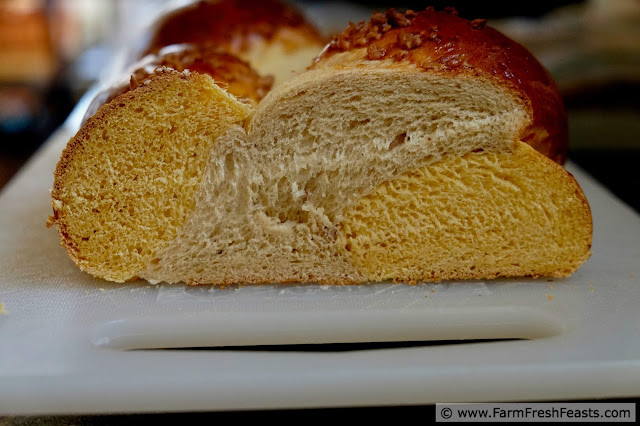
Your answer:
[0,0,58,84]
[0,0,76,188]
[0,86,40,134]
[0,0,58,147]
[569,149,640,213]
[491,0,640,99]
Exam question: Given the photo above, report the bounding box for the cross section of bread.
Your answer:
[50,8,592,285]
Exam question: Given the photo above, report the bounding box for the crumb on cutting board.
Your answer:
[0,302,6,315]
[546,293,553,301]
[590,283,595,292]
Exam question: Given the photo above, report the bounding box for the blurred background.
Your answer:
[0,0,639,209]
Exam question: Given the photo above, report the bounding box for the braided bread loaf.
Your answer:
[50,5,592,285]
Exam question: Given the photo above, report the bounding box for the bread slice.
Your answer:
[50,8,592,285]
[340,142,591,282]
[51,70,252,282]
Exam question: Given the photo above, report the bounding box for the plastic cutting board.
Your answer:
[1,125,639,414]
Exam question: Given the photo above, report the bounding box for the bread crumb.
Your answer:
[319,285,330,290]
[430,289,435,293]
[99,288,105,292]
[548,284,553,290]
[424,295,428,299]
[0,302,6,315]
[589,283,595,293]
[571,285,576,289]
[546,293,553,301]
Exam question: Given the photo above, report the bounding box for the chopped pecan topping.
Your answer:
[129,75,139,91]
[366,25,382,41]
[370,11,387,25]
[354,34,368,47]
[398,32,424,49]
[318,7,490,68]
[439,53,466,68]
[344,22,358,36]
[336,36,351,50]
[390,49,409,60]
[386,8,411,27]
[367,43,386,60]
[470,18,488,29]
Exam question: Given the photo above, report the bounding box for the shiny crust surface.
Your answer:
[82,44,272,124]
[132,45,273,104]
[143,0,324,57]
[313,7,568,163]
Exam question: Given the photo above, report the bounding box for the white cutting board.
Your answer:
[0,125,639,414]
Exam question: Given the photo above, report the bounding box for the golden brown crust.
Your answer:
[117,45,273,107]
[313,7,568,164]
[142,0,325,57]
[81,45,272,127]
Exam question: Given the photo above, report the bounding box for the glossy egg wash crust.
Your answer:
[313,7,567,164]
[142,0,326,85]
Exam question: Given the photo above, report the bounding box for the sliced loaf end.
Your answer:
[50,70,251,281]
[340,142,592,282]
